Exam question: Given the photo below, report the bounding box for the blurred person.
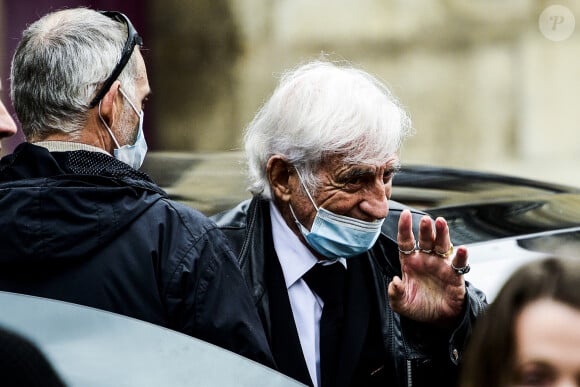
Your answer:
[212,60,487,387]
[0,7,273,366]
[0,325,66,387]
[460,256,580,387]
[0,81,18,153]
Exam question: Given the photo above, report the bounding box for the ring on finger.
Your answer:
[417,241,432,254]
[398,242,416,255]
[434,243,454,258]
[451,262,470,275]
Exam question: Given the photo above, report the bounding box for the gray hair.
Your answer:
[10,8,139,141]
[244,60,414,199]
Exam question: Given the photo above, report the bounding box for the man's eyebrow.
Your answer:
[389,162,402,172]
[342,167,376,180]
[385,157,401,170]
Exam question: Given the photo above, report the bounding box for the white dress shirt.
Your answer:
[269,202,346,387]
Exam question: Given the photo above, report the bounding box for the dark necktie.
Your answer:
[303,263,347,387]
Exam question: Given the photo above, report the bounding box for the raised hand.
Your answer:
[388,209,469,326]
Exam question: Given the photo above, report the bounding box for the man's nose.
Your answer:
[360,183,390,220]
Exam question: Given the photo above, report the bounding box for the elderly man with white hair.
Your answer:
[212,60,487,387]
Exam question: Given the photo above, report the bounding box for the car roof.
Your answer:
[141,153,580,242]
[0,291,306,387]
[391,165,580,244]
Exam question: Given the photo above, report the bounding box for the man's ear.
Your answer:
[97,80,121,127]
[267,155,294,202]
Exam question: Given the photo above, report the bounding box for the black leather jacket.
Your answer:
[212,197,487,387]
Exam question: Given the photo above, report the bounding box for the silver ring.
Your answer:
[398,242,416,255]
[451,263,471,275]
[417,241,432,254]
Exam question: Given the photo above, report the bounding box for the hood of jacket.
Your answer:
[0,143,165,265]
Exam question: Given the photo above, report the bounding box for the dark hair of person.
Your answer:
[459,257,580,387]
[0,325,66,386]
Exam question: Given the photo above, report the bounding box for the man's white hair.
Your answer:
[244,60,414,198]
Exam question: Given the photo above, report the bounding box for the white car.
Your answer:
[0,291,305,387]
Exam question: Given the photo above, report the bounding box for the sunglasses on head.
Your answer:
[89,11,143,108]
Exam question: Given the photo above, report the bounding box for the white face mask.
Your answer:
[98,88,148,170]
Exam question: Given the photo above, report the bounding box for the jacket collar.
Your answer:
[0,142,164,195]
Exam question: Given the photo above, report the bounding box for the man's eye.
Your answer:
[382,169,398,184]
[337,176,365,191]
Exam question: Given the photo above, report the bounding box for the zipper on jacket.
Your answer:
[406,359,413,387]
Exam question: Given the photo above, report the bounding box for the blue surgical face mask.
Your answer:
[290,169,385,259]
[98,88,148,170]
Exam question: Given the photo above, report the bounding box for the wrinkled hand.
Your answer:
[388,209,468,326]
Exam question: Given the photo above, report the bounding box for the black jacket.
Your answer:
[0,143,273,366]
[212,196,487,387]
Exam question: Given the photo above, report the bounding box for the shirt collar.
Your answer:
[269,201,346,290]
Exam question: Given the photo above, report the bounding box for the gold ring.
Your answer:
[434,243,454,258]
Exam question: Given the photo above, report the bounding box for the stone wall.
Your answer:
[220,0,580,186]
[148,0,241,151]
[5,1,572,185]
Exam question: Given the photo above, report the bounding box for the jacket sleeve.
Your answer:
[448,280,488,364]
[399,281,487,387]
[161,204,275,368]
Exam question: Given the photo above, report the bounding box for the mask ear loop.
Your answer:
[98,100,122,149]
[294,168,319,211]
[118,87,142,116]
[288,203,304,230]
